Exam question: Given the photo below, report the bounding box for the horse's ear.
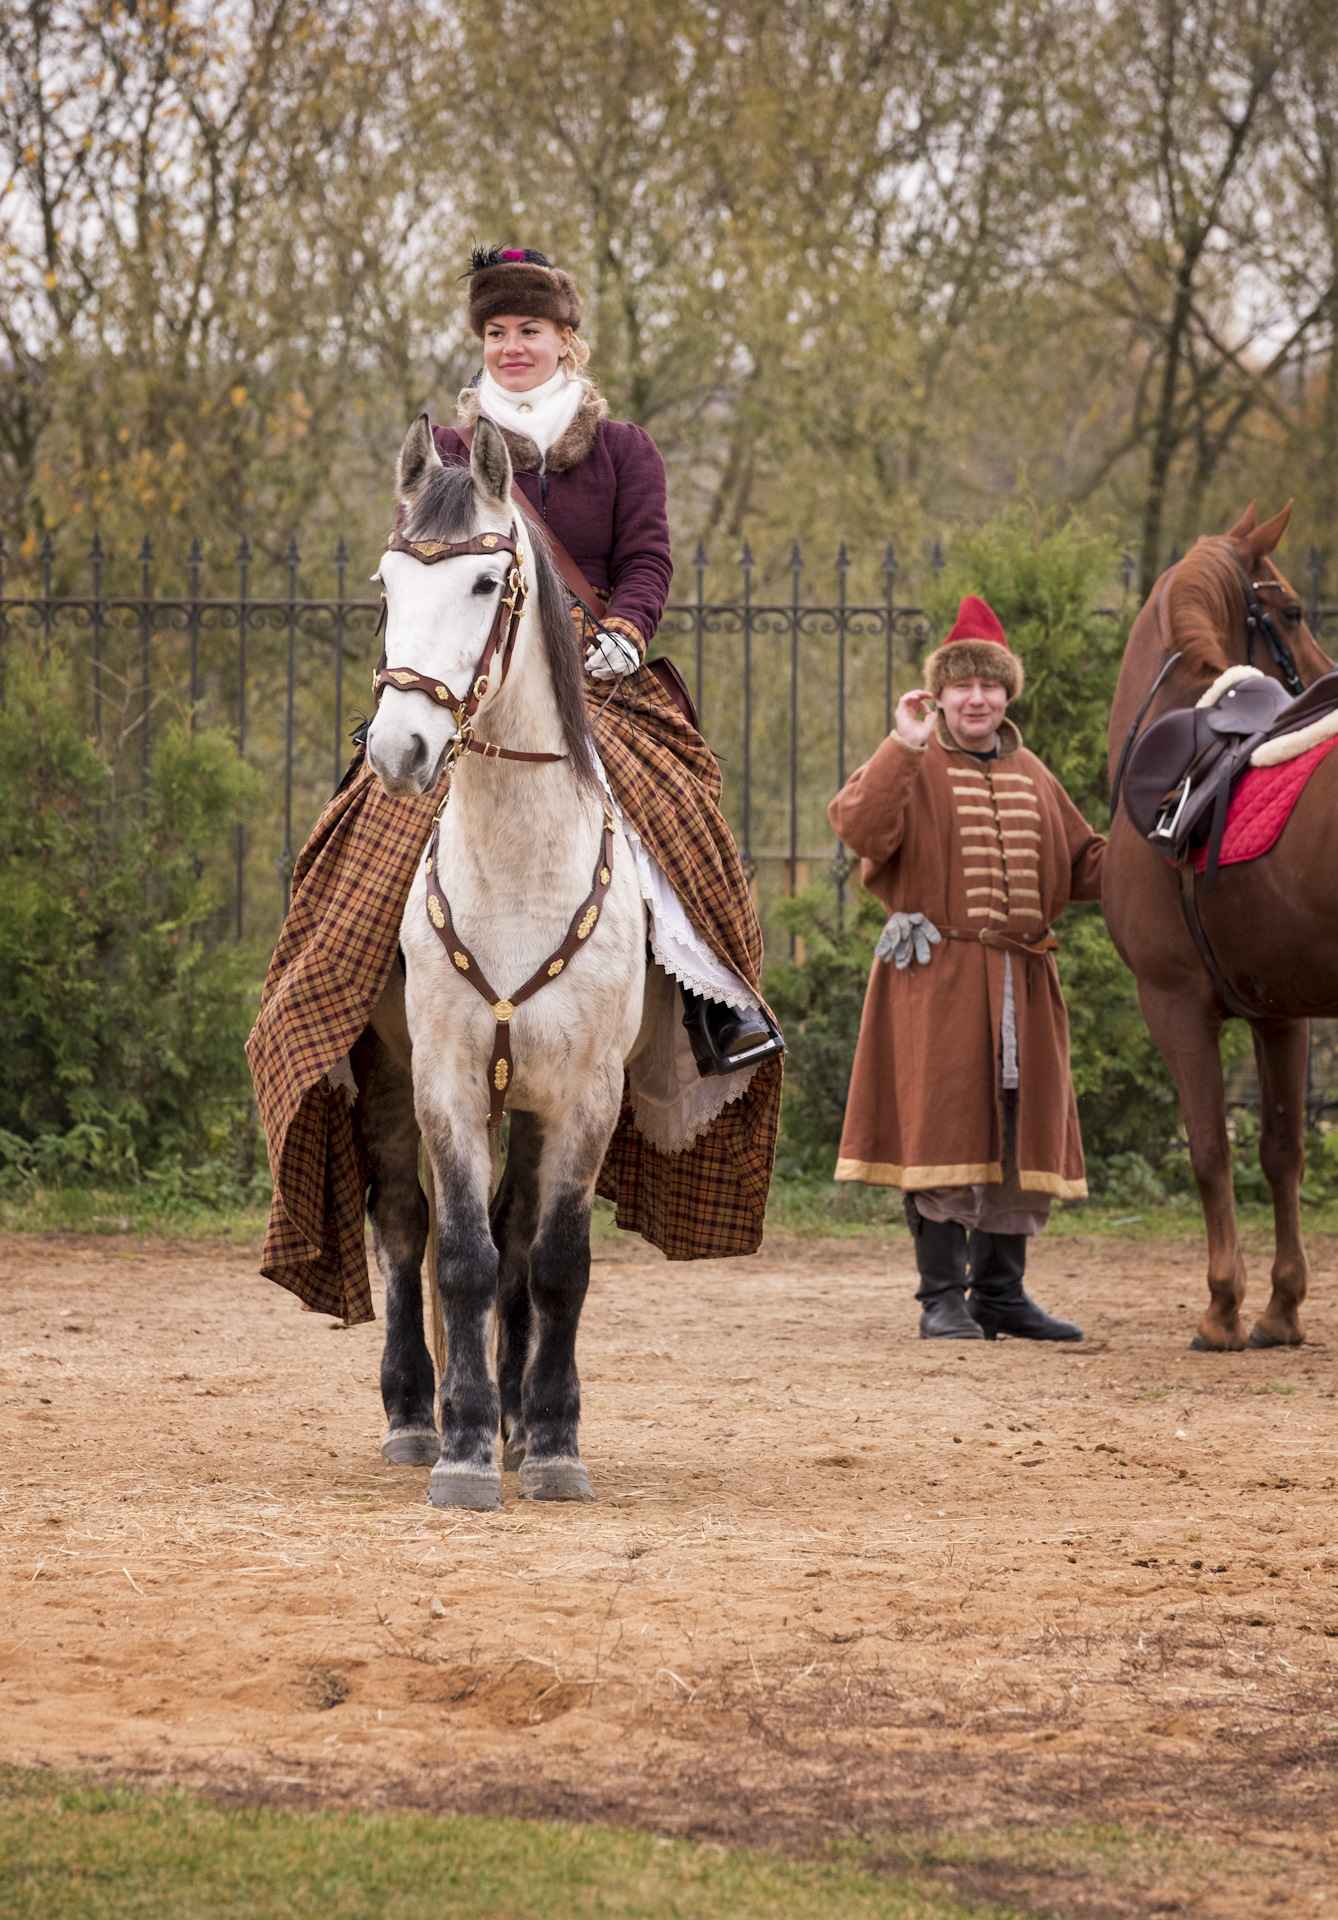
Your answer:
[396,413,443,503]
[1247,500,1293,567]
[1224,501,1258,542]
[471,416,512,507]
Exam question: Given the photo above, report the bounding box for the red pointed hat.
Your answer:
[924,594,1023,700]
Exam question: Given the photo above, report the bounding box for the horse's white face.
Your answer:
[365,418,518,798]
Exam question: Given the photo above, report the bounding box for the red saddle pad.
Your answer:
[1191,734,1338,873]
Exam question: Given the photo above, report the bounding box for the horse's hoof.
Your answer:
[1246,1324,1304,1349]
[381,1426,439,1466]
[1189,1331,1245,1352]
[518,1458,594,1503]
[428,1464,502,1510]
[501,1435,527,1472]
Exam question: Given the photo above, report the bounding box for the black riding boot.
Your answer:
[907,1199,984,1340]
[966,1231,1083,1341]
[681,986,785,1077]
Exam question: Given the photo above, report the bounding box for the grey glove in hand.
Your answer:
[875,911,942,971]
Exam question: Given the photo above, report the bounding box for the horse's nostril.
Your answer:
[409,733,429,772]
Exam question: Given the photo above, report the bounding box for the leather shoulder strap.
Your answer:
[453,419,607,612]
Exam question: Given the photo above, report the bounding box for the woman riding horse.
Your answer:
[437,245,780,1076]
[248,245,784,1337]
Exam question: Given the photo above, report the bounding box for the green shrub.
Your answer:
[0,643,265,1192]
[763,886,885,1178]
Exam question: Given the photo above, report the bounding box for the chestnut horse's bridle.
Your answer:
[374,521,615,1127]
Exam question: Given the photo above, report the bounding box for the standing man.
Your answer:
[828,596,1105,1340]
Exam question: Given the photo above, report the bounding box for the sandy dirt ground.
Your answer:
[2,1223,1337,1916]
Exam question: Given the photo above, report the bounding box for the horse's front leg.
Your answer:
[420,1099,503,1510]
[518,1073,622,1503]
[490,1109,544,1471]
[1249,1017,1310,1348]
[1137,980,1247,1350]
[352,991,436,1465]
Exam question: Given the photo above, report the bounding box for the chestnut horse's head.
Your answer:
[1110,503,1336,778]
[1164,502,1333,692]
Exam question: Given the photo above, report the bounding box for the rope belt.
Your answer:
[938,926,1059,960]
[421,808,617,1128]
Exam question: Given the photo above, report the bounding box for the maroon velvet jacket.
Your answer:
[433,398,672,650]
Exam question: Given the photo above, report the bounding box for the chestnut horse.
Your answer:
[1104,503,1336,1351]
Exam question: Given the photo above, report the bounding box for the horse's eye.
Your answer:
[472,574,500,597]
[1284,605,1302,623]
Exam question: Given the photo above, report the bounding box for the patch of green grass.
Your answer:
[1142,1387,1173,1400]
[0,1771,1011,1920]
[0,1184,269,1243]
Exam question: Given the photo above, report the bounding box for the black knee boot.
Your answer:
[906,1197,984,1340]
[680,986,785,1076]
[966,1232,1083,1341]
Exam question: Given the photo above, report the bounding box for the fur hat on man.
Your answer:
[462,244,582,338]
[923,594,1024,701]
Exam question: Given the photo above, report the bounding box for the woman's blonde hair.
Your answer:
[560,332,592,375]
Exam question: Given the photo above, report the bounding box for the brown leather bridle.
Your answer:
[372,525,568,766]
[377,520,616,1128]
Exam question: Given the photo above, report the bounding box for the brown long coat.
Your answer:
[828,717,1105,1198]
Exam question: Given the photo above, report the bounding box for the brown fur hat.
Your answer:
[922,594,1025,701]
[463,244,581,338]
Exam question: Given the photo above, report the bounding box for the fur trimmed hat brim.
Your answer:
[923,639,1024,701]
[467,262,581,337]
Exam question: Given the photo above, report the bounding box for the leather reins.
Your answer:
[375,520,617,1128]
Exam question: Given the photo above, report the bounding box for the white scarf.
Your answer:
[478,367,584,457]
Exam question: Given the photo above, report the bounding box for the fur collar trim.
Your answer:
[456,379,608,474]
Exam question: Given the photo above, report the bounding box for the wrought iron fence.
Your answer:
[4,529,1338,957]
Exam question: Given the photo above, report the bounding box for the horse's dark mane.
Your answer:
[403,467,598,789]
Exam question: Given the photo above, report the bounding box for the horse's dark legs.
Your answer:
[490,1110,544,1471]
[422,1121,503,1510]
[1248,1017,1309,1348]
[1136,981,1248,1350]
[518,1189,595,1501]
[350,1014,436,1464]
[516,1095,613,1503]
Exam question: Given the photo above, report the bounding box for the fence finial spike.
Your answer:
[286,535,300,567]
[188,536,203,564]
[40,531,55,563]
[334,536,349,565]
[1121,551,1135,591]
[741,538,754,568]
[884,541,896,573]
[237,534,251,564]
[89,531,104,561]
[139,534,154,563]
[836,540,850,571]
[693,537,708,568]
[931,537,944,579]
[789,540,803,570]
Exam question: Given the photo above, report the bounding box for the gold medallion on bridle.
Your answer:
[435,685,448,701]
[577,906,598,940]
[453,951,469,971]
[427,896,445,929]
[547,958,564,977]
[599,866,611,886]
[482,534,499,549]
[492,998,515,1022]
[494,1058,509,1089]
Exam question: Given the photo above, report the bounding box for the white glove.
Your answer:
[875,912,942,971]
[584,626,640,681]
